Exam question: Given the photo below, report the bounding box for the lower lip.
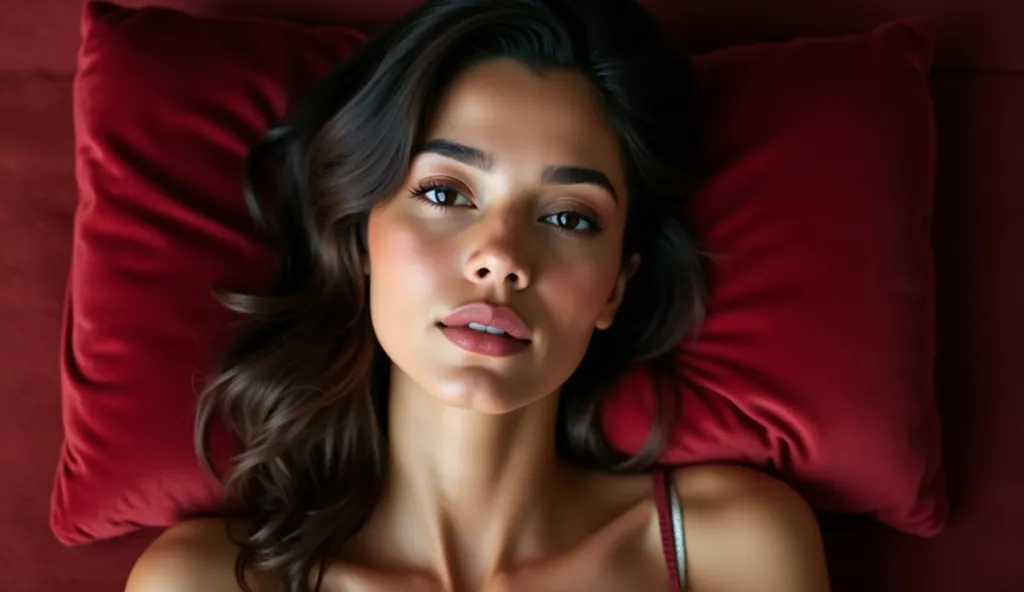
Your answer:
[439,325,530,357]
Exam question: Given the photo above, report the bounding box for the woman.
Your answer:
[126,0,829,590]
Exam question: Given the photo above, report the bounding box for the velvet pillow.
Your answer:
[51,0,946,545]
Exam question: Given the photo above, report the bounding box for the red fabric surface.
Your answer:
[51,0,946,547]
[0,70,159,592]
[6,0,1024,74]
[821,75,1024,592]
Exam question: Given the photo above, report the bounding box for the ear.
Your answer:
[595,253,641,330]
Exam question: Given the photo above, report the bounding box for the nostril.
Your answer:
[471,267,524,286]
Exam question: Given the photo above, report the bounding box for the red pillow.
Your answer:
[52,1,946,545]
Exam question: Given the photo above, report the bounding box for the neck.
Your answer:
[381,363,564,589]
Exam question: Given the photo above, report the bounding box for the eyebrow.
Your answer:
[418,138,618,201]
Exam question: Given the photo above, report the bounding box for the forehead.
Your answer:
[423,59,626,187]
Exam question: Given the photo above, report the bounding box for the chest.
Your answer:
[320,520,671,592]
[319,556,669,592]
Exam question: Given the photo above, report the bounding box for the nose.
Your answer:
[463,214,532,291]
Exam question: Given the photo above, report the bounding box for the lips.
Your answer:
[438,325,530,357]
[438,302,533,341]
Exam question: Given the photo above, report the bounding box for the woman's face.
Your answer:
[366,58,635,414]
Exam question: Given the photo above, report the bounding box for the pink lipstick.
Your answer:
[438,302,532,357]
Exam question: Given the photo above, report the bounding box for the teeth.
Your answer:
[467,322,508,336]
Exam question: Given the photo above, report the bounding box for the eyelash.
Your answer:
[409,181,606,236]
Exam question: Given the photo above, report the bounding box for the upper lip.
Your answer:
[439,302,533,341]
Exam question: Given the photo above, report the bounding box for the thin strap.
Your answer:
[667,472,687,589]
[652,469,687,591]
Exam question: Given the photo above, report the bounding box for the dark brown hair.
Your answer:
[194,0,707,590]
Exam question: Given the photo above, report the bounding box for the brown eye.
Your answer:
[410,182,472,207]
[543,211,599,234]
[429,187,459,205]
[558,212,581,228]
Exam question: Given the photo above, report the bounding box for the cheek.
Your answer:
[366,208,452,337]
[369,210,429,287]
[537,252,620,332]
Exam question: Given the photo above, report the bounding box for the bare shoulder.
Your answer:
[671,464,830,592]
[125,518,281,592]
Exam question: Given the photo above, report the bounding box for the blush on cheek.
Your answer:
[367,209,453,317]
[542,261,620,331]
[366,209,447,381]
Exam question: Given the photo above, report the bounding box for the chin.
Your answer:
[431,368,541,415]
